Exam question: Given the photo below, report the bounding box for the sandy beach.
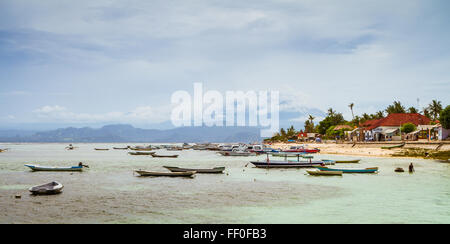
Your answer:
[270,142,450,158]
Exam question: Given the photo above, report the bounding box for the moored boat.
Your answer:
[218,151,257,156]
[250,160,323,168]
[164,166,225,174]
[322,159,361,164]
[135,170,196,177]
[381,143,405,149]
[129,152,155,156]
[306,170,343,176]
[282,146,320,153]
[315,166,378,173]
[95,148,109,151]
[113,147,129,150]
[151,154,179,158]
[29,181,63,195]
[25,164,84,172]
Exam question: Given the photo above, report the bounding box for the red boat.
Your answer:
[282,146,320,154]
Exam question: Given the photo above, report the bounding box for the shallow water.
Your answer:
[0,143,449,224]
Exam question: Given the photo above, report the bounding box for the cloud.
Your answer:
[32,105,170,124]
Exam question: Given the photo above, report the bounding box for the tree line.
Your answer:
[265,100,449,142]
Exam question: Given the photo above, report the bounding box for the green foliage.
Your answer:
[427,100,443,120]
[407,107,419,113]
[385,101,406,114]
[317,111,346,135]
[266,126,299,142]
[440,105,450,129]
[401,123,416,134]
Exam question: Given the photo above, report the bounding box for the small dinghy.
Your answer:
[135,170,195,177]
[164,166,225,174]
[395,167,405,172]
[95,148,109,151]
[29,181,63,195]
[151,154,179,158]
[25,164,85,172]
[307,170,343,176]
[113,147,129,150]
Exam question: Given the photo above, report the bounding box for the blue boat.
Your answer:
[314,166,378,173]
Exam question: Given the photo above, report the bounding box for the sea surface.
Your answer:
[0,143,449,224]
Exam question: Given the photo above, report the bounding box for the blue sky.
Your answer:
[0,0,449,130]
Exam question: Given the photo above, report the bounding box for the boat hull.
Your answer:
[315,166,378,173]
[250,161,323,168]
[164,166,225,174]
[25,164,83,172]
[307,170,343,176]
[29,182,63,195]
[218,151,256,156]
[135,170,195,177]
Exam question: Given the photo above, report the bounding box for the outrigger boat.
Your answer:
[135,170,195,177]
[314,166,378,173]
[25,164,86,172]
[306,170,343,176]
[250,154,323,168]
[151,154,179,158]
[29,181,63,195]
[164,166,225,174]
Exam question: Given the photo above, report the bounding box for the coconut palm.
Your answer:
[427,100,443,120]
[348,103,355,119]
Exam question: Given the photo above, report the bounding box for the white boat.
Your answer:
[25,164,84,172]
[29,182,64,195]
[218,150,256,156]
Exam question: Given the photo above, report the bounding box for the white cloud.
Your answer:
[32,105,171,124]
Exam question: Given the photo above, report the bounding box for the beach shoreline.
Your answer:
[270,142,450,160]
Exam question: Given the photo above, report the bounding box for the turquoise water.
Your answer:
[0,143,449,224]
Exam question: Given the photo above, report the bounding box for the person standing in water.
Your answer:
[409,163,415,173]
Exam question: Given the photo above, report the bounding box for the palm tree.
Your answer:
[385,101,406,114]
[348,103,355,120]
[427,100,443,120]
[327,108,335,117]
[407,107,419,114]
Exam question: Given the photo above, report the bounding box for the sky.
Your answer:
[0,0,449,130]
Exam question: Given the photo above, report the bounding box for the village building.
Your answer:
[360,113,433,141]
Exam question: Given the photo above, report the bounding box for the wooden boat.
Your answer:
[95,148,109,151]
[250,160,323,168]
[29,182,63,195]
[320,159,336,165]
[151,154,179,158]
[282,146,320,153]
[307,170,343,176]
[129,152,155,156]
[271,152,305,157]
[130,147,153,151]
[315,166,378,173]
[25,164,84,172]
[381,143,405,149]
[164,166,225,174]
[113,147,129,150]
[323,159,361,164]
[135,170,195,177]
[218,151,257,156]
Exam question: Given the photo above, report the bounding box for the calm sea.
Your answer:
[0,143,449,224]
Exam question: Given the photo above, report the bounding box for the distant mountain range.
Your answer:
[0,124,263,143]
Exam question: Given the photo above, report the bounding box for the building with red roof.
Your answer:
[360,113,432,141]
